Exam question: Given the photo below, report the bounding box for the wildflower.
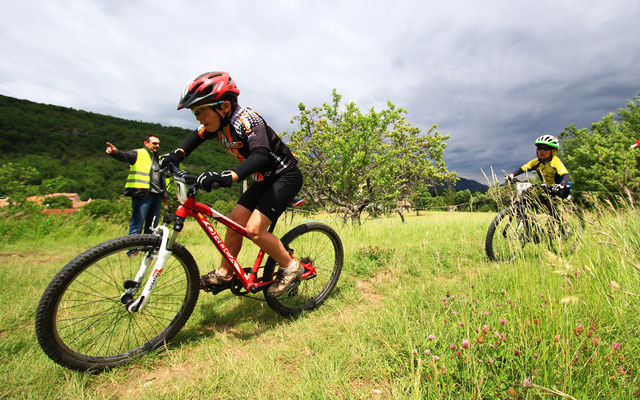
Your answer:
[501,289,506,295]
[497,302,502,306]
[612,342,621,350]
[500,318,507,325]
[462,339,470,349]
[451,311,458,315]
[618,366,626,375]
[507,387,515,397]
[534,353,539,359]
[483,311,489,317]
[540,293,544,298]
[471,283,475,289]
[449,343,455,350]
[412,349,418,355]
[514,349,521,356]
[432,355,440,362]
[482,325,489,334]
[487,357,495,363]
[476,334,484,343]
[424,349,431,355]
[533,318,540,326]
[460,322,464,327]
[592,336,601,347]
[428,334,435,341]
[553,335,560,342]
[574,323,584,336]
[523,377,532,387]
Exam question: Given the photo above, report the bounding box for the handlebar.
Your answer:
[158,164,225,192]
[160,164,198,185]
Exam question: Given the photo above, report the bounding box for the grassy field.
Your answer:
[1,207,638,399]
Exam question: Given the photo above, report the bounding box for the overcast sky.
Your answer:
[2,0,639,182]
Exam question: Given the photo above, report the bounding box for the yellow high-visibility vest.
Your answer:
[124,148,152,190]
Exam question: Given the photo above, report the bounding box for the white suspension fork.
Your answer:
[126,225,173,312]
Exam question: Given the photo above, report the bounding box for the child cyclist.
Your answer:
[507,134,571,198]
[159,71,303,297]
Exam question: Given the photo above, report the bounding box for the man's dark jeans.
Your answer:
[128,192,163,235]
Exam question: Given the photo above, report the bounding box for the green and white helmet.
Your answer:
[534,134,559,149]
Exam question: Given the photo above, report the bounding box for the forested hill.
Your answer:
[0,94,238,201]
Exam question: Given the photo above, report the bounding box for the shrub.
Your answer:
[79,198,130,224]
[212,200,235,216]
[44,195,72,209]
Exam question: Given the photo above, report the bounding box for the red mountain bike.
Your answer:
[35,166,343,371]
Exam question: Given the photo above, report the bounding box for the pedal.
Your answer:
[203,283,231,295]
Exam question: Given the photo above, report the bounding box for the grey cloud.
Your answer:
[1,0,639,183]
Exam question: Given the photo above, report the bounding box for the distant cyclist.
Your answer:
[507,135,571,199]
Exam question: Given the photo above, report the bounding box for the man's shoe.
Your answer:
[266,260,303,297]
[199,270,232,291]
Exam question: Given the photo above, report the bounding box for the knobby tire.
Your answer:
[35,234,199,371]
[263,223,343,316]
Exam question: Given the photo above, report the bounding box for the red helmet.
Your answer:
[177,71,240,110]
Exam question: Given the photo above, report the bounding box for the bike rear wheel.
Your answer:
[546,201,586,255]
[264,223,343,316]
[485,207,525,262]
[35,234,199,371]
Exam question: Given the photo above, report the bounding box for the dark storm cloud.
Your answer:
[1,0,639,182]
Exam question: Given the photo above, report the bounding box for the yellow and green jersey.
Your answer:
[521,155,569,186]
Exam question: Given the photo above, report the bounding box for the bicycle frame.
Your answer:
[124,172,313,312]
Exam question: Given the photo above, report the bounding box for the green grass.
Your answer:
[1,207,639,399]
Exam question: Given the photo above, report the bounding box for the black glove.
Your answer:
[159,150,185,169]
[550,184,564,194]
[196,170,233,191]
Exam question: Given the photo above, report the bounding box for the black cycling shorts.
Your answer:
[237,166,303,222]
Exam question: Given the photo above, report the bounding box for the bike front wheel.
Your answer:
[485,207,525,262]
[264,223,343,316]
[35,234,199,371]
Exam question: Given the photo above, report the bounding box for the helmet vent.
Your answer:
[199,86,212,97]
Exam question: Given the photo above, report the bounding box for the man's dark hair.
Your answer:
[145,135,159,143]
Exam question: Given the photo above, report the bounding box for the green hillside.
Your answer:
[0,94,241,202]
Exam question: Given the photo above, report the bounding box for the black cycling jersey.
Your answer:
[180,105,297,181]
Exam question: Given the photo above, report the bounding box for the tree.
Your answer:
[288,90,456,223]
[0,162,41,203]
[560,94,640,203]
